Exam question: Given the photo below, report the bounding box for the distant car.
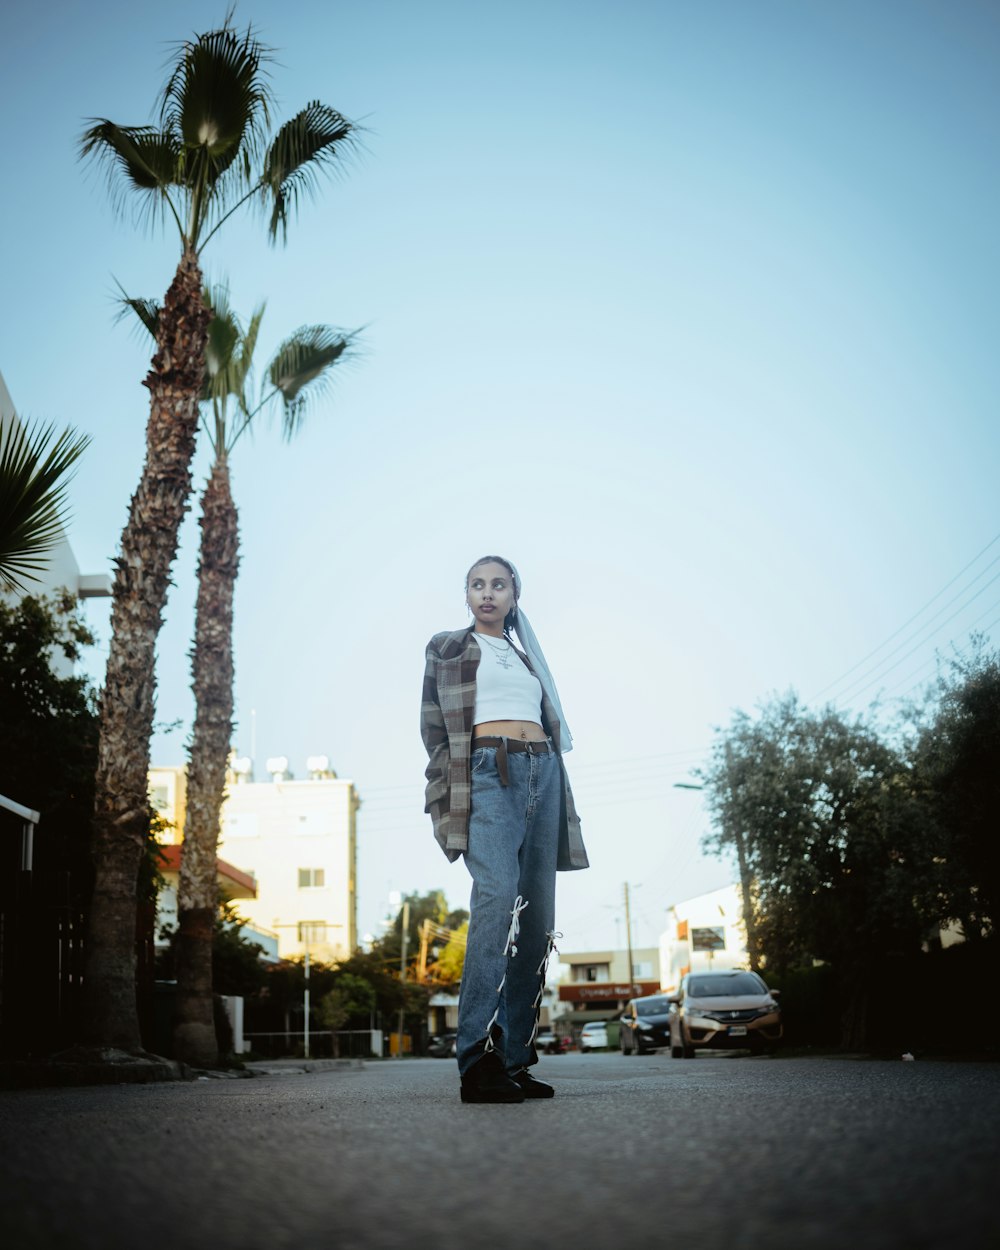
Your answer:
[534,1029,568,1055]
[668,970,782,1057]
[579,1021,609,1051]
[427,1031,457,1058]
[620,994,673,1055]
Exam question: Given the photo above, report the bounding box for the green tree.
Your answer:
[316,973,377,1054]
[156,896,269,1001]
[910,640,1000,940]
[79,19,356,1052]
[431,920,468,985]
[0,591,97,820]
[700,694,932,1049]
[330,951,409,1019]
[122,286,355,1066]
[375,890,469,970]
[0,420,90,593]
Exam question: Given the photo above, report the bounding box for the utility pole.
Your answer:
[623,882,637,996]
[418,917,431,983]
[396,899,410,1059]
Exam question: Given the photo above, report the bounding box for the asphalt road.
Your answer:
[1,1051,998,1250]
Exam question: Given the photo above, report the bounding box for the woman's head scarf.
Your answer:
[469,556,574,753]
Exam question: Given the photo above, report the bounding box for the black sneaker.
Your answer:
[509,1067,555,1099]
[460,1052,526,1104]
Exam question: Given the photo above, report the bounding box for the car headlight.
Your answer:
[688,1011,723,1024]
[636,1020,653,1031]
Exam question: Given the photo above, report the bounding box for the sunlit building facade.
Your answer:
[217,762,360,964]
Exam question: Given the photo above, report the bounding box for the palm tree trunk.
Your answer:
[174,454,240,1066]
[83,248,210,1051]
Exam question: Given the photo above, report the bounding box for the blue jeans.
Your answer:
[456,742,562,1076]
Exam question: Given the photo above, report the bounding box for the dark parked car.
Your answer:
[620,994,673,1054]
[668,970,782,1057]
[535,1029,569,1055]
[427,1031,457,1058]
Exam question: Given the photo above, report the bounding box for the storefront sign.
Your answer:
[558,981,660,1001]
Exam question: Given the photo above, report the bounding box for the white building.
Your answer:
[659,883,748,990]
[554,946,662,1026]
[217,761,360,964]
[148,764,278,960]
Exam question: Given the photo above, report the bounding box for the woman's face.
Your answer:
[466,561,516,631]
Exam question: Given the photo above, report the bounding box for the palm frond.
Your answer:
[159,20,273,239]
[0,420,91,593]
[266,325,358,438]
[79,121,183,229]
[112,280,161,341]
[203,298,243,398]
[201,286,262,435]
[262,103,356,243]
[238,304,266,383]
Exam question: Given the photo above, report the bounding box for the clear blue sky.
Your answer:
[2,0,998,953]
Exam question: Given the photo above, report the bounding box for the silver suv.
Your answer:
[668,970,782,1057]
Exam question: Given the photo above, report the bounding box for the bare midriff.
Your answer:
[473,720,548,742]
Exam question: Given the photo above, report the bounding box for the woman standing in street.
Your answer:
[421,556,588,1103]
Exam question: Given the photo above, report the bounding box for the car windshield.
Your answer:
[636,997,671,1016]
[688,973,766,997]
[583,1023,605,1031]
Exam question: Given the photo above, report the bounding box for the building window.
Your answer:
[298,922,327,944]
[150,785,169,813]
[574,963,610,983]
[298,867,326,888]
[632,961,652,979]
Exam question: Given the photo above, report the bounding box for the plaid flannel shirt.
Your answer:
[421,624,589,871]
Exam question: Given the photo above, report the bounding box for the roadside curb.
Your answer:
[0,1047,187,1090]
[244,1058,365,1077]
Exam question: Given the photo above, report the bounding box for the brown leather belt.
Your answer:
[472,736,553,787]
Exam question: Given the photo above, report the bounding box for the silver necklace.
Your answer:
[477,632,515,670]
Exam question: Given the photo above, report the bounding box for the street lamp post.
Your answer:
[673,779,759,972]
[271,920,343,1058]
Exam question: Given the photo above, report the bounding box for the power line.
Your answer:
[891,609,1000,703]
[831,579,1000,707]
[813,529,1000,700]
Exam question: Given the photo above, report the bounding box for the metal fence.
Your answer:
[0,809,158,1060]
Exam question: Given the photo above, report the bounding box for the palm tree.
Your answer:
[124,286,356,1064]
[79,20,356,1052]
[0,419,91,593]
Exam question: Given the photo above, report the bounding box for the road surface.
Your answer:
[1,1051,997,1250]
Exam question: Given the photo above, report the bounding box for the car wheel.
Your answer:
[671,1043,683,1059]
[619,1033,628,1054]
[680,1024,695,1059]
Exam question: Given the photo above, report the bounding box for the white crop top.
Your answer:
[472,633,544,724]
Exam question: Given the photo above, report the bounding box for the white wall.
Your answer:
[659,884,748,990]
[218,777,358,963]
